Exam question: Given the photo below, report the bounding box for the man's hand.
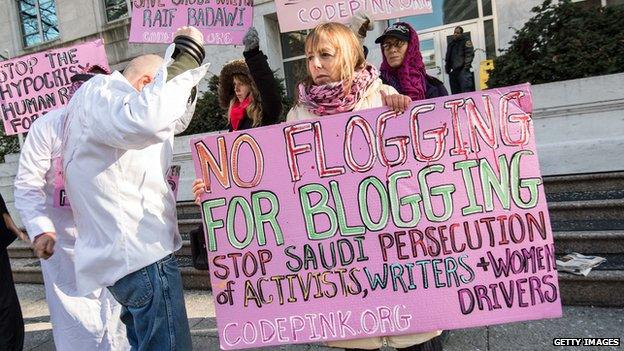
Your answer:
[33,232,56,259]
[174,26,204,46]
[2,213,30,244]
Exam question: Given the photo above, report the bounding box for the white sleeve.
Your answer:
[13,119,56,241]
[90,63,208,150]
[174,90,198,135]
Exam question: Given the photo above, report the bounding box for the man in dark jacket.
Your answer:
[445,26,475,94]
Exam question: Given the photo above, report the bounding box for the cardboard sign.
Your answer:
[275,0,432,32]
[0,40,109,135]
[191,84,562,350]
[129,0,254,45]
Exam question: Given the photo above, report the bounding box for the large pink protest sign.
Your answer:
[0,40,108,136]
[191,84,562,350]
[129,0,254,45]
[275,0,432,32]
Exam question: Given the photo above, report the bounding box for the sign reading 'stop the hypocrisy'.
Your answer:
[129,0,254,45]
[0,40,108,135]
[275,0,432,32]
[191,84,562,350]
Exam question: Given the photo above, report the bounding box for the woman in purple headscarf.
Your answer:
[376,22,447,100]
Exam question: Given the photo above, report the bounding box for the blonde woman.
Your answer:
[287,22,443,351]
[287,22,411,121]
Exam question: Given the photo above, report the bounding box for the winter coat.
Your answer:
[286,78,398,122]
[445,35,475,73]
[219,48,282,131]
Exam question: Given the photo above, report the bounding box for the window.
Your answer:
[280,30,309,98]
[18,0,60,47]
[105,0,131,22]
[420,39,437,69]
[402,0,480,31]
[484,19,496,59]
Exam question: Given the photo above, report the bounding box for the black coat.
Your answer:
[0,194,24,351]
[228,48,282,131]
[445,35,475,73]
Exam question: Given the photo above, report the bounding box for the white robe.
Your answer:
[14,108,130,351]
[62,44,208,295]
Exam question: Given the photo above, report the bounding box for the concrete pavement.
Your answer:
[16,284,623,351]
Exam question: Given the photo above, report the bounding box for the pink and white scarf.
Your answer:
[297,64,379,116]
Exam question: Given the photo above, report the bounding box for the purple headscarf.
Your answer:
[379,22,427,101]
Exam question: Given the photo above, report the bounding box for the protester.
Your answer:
[61,26,209,350]
[219,27,282,131]
[445,26,475,94]
[376,22,448,100]
[286,20,440,351]
[286,22,411,122]
[13,68,130,351]
[0,193,27,351]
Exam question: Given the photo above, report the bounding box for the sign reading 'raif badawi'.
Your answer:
[129,0,254,45]
[191,84,562,350]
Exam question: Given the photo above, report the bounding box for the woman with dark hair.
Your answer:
[0,193,27,351]
[376,22,448,100]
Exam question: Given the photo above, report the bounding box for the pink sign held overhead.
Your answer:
[191,84,562,350]
[129,0,254,45]
[275,0,432,32]
[0,40,109,135]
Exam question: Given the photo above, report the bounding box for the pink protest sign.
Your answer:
[275,0,432,32]
[129,0,254,45]
[191,84,562,350]
[0,40,109,136]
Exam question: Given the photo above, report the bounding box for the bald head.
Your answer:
[123,54,163,91]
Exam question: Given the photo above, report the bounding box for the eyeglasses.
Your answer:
[382,40,407,51]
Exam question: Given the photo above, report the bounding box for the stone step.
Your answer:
[547,198,624,223]
[543,171,624,195]
[8,239,194,259]
[550,219,624,232]
[553,230,624,254]
[7,239,35,259]
[9,251,212,290]
[558,270,624,307]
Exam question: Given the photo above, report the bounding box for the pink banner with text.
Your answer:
[129,0,254,45]
[0,40,108,135]
[275,0,432,32]
[191,83,562,350]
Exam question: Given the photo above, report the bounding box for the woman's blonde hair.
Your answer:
[302,22,366,92]
[228,74,263,127]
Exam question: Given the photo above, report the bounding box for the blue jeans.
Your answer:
[107,254,192,351]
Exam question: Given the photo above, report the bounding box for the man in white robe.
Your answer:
[61,27,208,350]
[14,106,130,350]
